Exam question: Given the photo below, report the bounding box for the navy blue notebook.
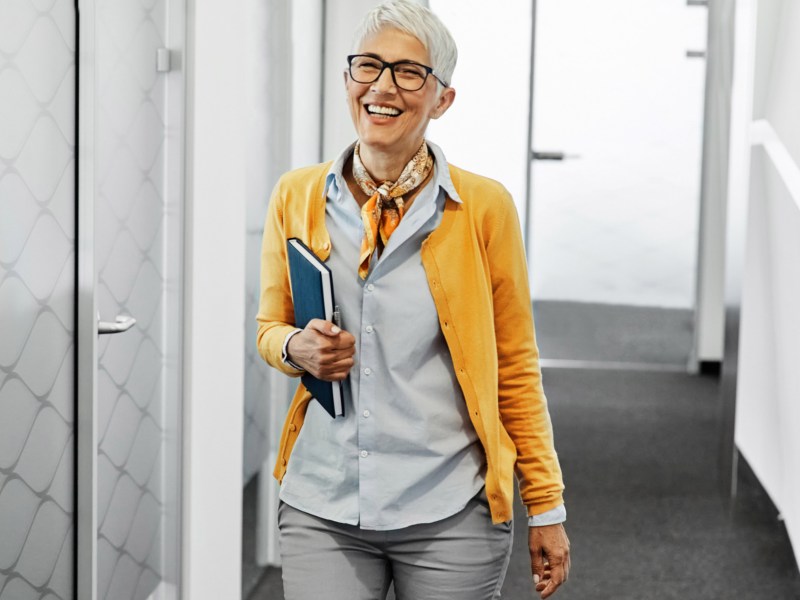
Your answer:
[286,238,344,418]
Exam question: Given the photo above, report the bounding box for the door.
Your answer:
[0,2,77,598]
[528,0,708,366]
[77,0,184,598]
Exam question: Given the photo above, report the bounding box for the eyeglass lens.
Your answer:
[349,56,429,91]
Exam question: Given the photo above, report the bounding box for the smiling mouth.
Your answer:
[366,104,402,118]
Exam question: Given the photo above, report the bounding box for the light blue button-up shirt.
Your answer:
[279,142,565,530]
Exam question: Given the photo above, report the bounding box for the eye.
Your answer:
[353,57,382,71]
[394,64,426,79]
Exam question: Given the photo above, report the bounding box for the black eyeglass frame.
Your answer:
[346,54,449,90]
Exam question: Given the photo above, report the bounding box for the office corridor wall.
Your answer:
[732,0,800,570]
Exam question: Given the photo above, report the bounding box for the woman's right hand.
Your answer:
[286,319,356,381]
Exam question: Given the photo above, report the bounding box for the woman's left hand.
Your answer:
[528,523,570,598]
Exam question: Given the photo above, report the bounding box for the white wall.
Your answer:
[183,0,246,597]
[732,0,800,570]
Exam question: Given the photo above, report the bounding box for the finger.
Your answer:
[323,359,355,380]
[329,334,356,352]
[530,549,546,587]
[539,577,564,600]
[336,330,356,347]
[539,563,566,599]
[316,354,354,376]
[306,318,341,336]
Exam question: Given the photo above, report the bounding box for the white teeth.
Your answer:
[367,105,401,116]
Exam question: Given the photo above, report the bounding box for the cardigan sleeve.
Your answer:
[256,181,305,377]
[485,190,565,515]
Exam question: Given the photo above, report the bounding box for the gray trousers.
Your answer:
[278,491,514,600]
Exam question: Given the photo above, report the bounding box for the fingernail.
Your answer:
[331,325,341,334]
[533,574,540,584]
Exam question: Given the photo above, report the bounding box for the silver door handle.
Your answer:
[531,150,581,161]
[98,314,137,334]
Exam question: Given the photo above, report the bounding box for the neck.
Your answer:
[357,139,424,182]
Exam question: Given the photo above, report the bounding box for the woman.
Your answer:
[257,2,570,598]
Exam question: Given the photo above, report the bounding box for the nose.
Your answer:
[371,66,397,93]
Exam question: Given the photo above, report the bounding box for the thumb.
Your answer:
[307,318,341,336]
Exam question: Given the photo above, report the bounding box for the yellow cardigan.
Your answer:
[256,161,564,524]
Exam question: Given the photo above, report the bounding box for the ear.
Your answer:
[431,87,456,120]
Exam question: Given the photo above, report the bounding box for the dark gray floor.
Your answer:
[532,301,694,365]
[527,368,800,600]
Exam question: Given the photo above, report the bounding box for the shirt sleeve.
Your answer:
[528,503,566,527]
[281,328,305,371]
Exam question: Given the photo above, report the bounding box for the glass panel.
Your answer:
[94,0,181,597]
[529,0,707,364]
[0,1,76,599]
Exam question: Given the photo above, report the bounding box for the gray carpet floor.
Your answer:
[532,301,694,365]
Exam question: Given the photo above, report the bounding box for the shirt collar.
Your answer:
[323,140,462,204]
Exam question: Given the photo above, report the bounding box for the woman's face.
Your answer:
[345,28,455,162]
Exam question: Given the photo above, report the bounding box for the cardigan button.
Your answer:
[281,457,287,466]
[289,424,297,432]
[322,242,330,251]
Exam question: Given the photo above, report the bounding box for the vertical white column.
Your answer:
[246,0,295,568]
[692,0,735,368]
[292,0,325,168]
[183,0,247,597]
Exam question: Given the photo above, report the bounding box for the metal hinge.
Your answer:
[157,48,171,73]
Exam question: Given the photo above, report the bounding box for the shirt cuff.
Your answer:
[528,504,566,527]
[281,328,305,371]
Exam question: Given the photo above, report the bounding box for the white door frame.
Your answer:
[76,0,188,597]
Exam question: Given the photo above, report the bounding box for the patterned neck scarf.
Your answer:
[352,140,434,279]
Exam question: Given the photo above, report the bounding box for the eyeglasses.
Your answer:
[347,54,449,91]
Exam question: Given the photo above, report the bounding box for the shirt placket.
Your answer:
[356,276,379,525]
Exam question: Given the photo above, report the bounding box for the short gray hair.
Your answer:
[351,0,458,87]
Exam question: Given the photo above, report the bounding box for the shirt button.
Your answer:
[365,325,374,333]
[362,409,370,418]
[366,283,375,292]
[360,450,369,458]
[364,367,372,376]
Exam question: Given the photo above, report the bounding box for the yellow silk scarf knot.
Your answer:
[353,141,433,279]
